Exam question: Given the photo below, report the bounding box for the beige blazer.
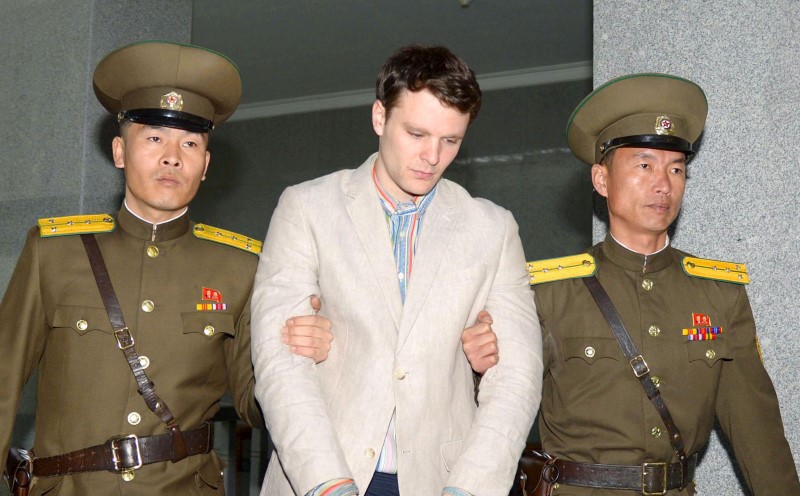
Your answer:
[251,154,542,496]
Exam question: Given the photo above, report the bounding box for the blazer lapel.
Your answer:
[396,181,460,351]
[344,155,403,329]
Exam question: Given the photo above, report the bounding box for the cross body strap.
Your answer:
[582,276,687,460]
[80,234,188,462]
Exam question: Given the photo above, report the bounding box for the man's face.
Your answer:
[592,147,687,247]
[372,88,470,202]
[112,123,210,223]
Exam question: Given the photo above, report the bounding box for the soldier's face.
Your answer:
[592,147,686,249]
[113,123,210,223]
[372,89,469,202]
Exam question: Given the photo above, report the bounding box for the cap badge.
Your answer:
[655,115,674,136]
[160,91,184,111]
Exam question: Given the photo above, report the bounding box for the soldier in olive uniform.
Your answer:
[528,74,800,494]
[0,41,334,495]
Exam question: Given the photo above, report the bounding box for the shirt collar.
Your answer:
[371,164,436,217]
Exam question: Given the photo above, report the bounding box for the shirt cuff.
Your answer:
[306,479,359,496]
[442,487,473,496]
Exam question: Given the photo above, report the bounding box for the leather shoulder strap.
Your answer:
[80,234,188,462]
[582,275,687,460]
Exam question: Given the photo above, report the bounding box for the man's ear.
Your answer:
[372,100,386,137]
[202,150,211,181]
[112,136,125,170]
[591,163,609,198]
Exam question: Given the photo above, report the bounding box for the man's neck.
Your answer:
[124,200,187,225]
[609,229,669,255]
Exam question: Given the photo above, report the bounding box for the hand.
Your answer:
[282,295,333,363]
[461,310,498,375]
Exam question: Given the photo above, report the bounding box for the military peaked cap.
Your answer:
[567,73,708,165]
[93,41,241,132]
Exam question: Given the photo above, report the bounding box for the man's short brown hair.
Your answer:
[375,45,482,123]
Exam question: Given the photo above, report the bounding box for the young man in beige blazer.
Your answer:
[251,45,542,496]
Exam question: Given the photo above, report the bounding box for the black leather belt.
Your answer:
[554,453,697,496]
[31,422,213,477]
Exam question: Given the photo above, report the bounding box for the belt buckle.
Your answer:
[630,355,650,377]
[114,328,135,350]
[109,434,143,472]
[642,462,667,496]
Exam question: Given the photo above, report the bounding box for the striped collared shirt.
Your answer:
[373,165,436,473]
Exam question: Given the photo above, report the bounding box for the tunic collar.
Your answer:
[601,233,674,274]
[117,205,191,242]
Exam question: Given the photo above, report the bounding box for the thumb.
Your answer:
[310,295,322,314]
[477,309,493,325]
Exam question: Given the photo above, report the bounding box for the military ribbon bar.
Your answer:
[196,303,228,311]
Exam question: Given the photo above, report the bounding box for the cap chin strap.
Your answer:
[600,134,694,160]
[118,109,214,133]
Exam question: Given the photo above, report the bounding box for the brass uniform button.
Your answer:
[648,325,661,337]
[641,279,654,291]
[651,426,662,438]
[127,412,141,425]
[121,469,135,481]
[146,245,160,258]
[141,300,155,313]
[706,349,716,360]
[138,356,150,369]
[584,346,596,358]
[394,368,407,380]
[651,376,661,388]
[203,325,215,337]
[76,319,88,331]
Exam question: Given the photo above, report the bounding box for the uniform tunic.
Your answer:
[535,235,799,495]
[0,207,261,495]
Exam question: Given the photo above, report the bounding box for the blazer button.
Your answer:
[648,325,661,337]
[641,279,654,291]
[365,448,375,459]
[394,368,407,380]
[146,245,160,258]
[141,300,155,313]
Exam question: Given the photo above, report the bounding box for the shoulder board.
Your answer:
[527,253,596,285]
[193,223,262,255]
[38,214,115,238]
[682,256,749,284]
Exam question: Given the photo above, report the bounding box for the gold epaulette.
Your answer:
[527,254,596,285]
[38,214,115,237]
[193,223,262,254]
[682,256,749,284]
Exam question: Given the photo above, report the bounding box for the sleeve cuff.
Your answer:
[442,487,473,496]
[307,478,359,496]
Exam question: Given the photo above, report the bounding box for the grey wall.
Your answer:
[191,81,594,262]
[0,0,192,483]
[593,1,800,493]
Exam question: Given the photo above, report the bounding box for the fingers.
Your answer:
[283,313,334,364]
[309,294,322,314]
[463,309,498,374]
[286,314,331,330]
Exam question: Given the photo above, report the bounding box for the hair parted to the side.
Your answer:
[376,45,482,123]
